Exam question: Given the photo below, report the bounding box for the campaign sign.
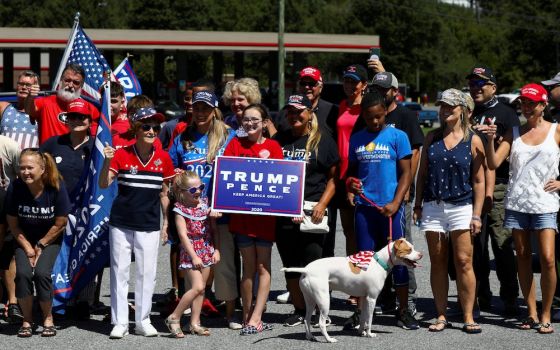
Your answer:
[212,156,305,217]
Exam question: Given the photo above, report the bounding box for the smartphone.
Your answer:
[368,47,381,60]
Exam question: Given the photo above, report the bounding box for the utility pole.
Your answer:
[278,0,285,109]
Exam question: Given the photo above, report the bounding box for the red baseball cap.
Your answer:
[299,66,322,83]
[516,83,548,103]
[67,98,91,115]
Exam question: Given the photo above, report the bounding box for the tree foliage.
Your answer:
[2,0,559,97]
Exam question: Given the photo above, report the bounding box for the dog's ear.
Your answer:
[394,238,412,258]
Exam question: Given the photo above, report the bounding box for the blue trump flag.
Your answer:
[114,57,142,101]
[52,82,116,312]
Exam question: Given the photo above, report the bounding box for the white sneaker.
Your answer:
[228,318,243,330]
[109,324,129,339]
[135,323,158,337]
[276,291,291,304]
[183,307,191,315]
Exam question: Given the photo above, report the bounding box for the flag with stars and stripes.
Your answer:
[52,23,110,102]
[52,82,117,312]
[0,104,39,149]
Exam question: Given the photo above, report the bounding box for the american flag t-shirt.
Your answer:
[0,104,39,149]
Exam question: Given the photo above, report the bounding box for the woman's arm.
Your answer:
[99,143,117,188]
[479,124,513,170]
[209,216,220,264]
[160,182,170,244]
[310,164,338,224]
[470,135,486,234]
[7,215,35,258]
[413,132,434,221]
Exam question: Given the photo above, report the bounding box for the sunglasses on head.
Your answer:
[183,184,205,194]
[140,123,161,132]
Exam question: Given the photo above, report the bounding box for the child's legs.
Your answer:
[237,235,257,323]
[189,268,211,326]
[247,244,272,326]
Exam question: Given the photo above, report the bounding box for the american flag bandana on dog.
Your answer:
[347,251,374,271]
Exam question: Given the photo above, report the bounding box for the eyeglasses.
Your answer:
[17,82,33,88]
[67,113,89,121]
[241,118,263,125]
[299,80,319,88]
[63,78,82,86]
[468,79,491,89]
[140,124,161,132]
[182,184,205,194]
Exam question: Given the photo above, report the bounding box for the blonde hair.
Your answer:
[306,110,322,161]
[436,105,472,142]
[181,108,229,163]
[172,171,200,205]
[20,148,63,190]
[222,78,262,105]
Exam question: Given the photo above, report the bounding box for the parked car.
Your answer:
[155,100,186,121]
[400,101,439,127]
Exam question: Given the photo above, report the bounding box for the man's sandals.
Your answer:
[17,325,33,338]
[462,322,482,334]
[428,319,452,332]
[41,325,57,337]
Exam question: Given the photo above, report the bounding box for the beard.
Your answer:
[57,86,82,102]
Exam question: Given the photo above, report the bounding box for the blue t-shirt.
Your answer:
[349,127,411,206]
[168,128,235,197]
[5,179,71,245]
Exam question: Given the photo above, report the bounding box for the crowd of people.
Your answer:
[0,57,559,340]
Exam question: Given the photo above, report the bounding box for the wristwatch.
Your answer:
[36,242,47,250]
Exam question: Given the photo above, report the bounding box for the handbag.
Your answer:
[299,201,329,234]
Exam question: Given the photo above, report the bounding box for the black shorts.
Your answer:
[0,238,16,270]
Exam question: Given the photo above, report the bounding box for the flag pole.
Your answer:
[52,12,81,90]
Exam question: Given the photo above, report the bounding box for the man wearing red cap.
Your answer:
[24,63,99,145]
[275,67,338,140]
[467,65,520,316]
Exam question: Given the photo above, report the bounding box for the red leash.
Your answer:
[358,193,395,266]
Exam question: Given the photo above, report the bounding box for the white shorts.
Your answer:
[420,201,472,233]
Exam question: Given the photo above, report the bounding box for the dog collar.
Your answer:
[373,252,390,272]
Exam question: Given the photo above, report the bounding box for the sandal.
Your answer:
[239,322,263,336]
[165,316,184,338]
[189,324,210,336]
[428,319,451,332]
[41,325,57,337]
[17,325,33,338]
[462,322,482,334]
[518,317,540,330]
[261,322,274,331]
[538,323,554,334]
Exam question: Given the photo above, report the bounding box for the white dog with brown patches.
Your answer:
[281,238,422,343]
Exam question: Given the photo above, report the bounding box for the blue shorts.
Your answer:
[355,204,408,286]
[504,209,558,231]
[234,233,273,248]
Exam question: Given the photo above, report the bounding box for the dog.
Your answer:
[281,238,422,343]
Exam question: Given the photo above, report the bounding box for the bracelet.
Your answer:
[471,215,481,222]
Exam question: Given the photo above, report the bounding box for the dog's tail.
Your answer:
[281,267,308,274]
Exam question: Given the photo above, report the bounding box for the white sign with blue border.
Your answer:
[211,156,306,217]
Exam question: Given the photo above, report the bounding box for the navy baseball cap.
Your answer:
[131,107,164,123]
[283,94,313,110]
[343,64,368,82]
[192,90,219,107]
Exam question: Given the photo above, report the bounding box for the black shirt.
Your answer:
[5,179,71,245]
[275,98,339,140]
[472,100,519,181]
[274,130,340,202]
[40,133,94,196]
[385,104,425,149]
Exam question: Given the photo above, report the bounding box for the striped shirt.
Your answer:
[109,145,175,231]
[0,104,39,149]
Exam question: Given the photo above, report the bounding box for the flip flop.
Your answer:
[518,317,540,330]
[538,323,554,334]
[428,319,451,332]
[462,322,482,334]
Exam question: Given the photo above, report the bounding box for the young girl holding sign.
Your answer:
[165,171,220,338]
[223,104,283,335]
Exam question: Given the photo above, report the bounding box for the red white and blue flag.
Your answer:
[114,57,142,101]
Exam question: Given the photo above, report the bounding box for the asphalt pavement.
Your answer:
[0,214,557,349]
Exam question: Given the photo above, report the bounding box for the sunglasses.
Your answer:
[183,184,205,194]
[468,79,491,89]
[140,124,161,132]
[299,80,319,88]
[67,113,89,121]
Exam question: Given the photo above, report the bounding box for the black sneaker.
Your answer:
[283,312,304,327]
[7,304,23,324]
[311,314,332,328]
[343,310,360,330]
[397,309,419,330]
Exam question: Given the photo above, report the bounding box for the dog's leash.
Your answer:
[358,193,394,266]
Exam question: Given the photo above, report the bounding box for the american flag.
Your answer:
[54,24,110,101]
[0,105,39,149]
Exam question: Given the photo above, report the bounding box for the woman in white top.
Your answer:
[482,83,559,334]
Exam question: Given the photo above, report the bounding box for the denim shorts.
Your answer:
[234,233,273,248]
[504,209,558,231]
